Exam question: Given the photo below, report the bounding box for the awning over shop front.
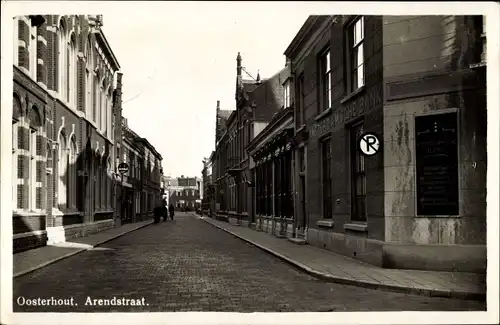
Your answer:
[254,127,294,163]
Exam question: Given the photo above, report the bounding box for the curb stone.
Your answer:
[200,218,485,301]
[14,221,153,278]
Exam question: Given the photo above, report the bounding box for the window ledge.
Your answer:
[316,219,334,228]
[343,223,368,232]
[13,211,46,217]
[340,85,365,104]
[95,210,113,214]
[63,211,83,216]
[296,124,306,133]
[470,61,486,69]
[315,108,332,122]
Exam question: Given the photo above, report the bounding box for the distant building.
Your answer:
[119,118,163,224]
[201,157,214,215]
[164,175,201,210]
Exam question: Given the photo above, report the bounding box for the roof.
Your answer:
[218,109,233,119]
[94,29,121,71]
[123,123,162,160]
[243,82,259,93]
[284,15,335,59]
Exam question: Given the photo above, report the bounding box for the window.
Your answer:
[299,147,305,173]
[13,17,19,66]
[58,21,67,99]
[481,16,486,62]
[58,133,68,209]
[68,34,77,106]
[274,155,282,218]
[297,73,305,126]
[321,138,332,219]
[283,81,291,109]
[12,119,19,209]
[12,96,22,210]
[86,39,93,119]
[29,127,37,210]
[93,75,98,123]
[320,50,331,112]
[68,138,77,210]
[350,122,366,222]
[348,16,365,92]
[101,80,106,131]
[29,19,38,79]
[96,157,101,210]
[101,157,106,209]
[107,158,112,208]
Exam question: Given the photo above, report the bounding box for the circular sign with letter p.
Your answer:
[358,132,381,157]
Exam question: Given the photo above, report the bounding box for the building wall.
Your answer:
[306,16,385,264]
[381,15,486,272]
[136,143,163,216]
[169,188,200,209]
[12,15,120,252]
[287,15,486,272]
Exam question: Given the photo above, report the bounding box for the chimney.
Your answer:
[236,52,242,76]
[216,100,220,113]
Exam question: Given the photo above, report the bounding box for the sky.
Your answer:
[99,2,310,178]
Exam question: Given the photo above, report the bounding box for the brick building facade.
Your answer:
[12,15,122,252]
[212,53,291,226]
[246,65,292,235]
[200,157,214,214]
[283,15,486,272]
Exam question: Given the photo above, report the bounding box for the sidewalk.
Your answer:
[199,216,486,301]
[13,219,153,278]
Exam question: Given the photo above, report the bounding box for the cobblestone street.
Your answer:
[13,213,485,312]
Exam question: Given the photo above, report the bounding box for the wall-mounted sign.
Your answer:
[118,162,129,175]
[310,84,383,140]
[358,132,381,157]
[415,112,459,216]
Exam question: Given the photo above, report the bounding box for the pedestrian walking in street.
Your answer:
[162,199,168,222]
[153,205,162,224]
[169,204,175,220]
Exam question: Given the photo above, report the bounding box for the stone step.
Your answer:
[288,238,307,245]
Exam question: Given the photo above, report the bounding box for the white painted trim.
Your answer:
[37,35,47,46]
[13,230,47,240]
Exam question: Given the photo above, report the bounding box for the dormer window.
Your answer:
[283,80,291,109]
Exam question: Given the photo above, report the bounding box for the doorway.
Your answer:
[301,175,306,227]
